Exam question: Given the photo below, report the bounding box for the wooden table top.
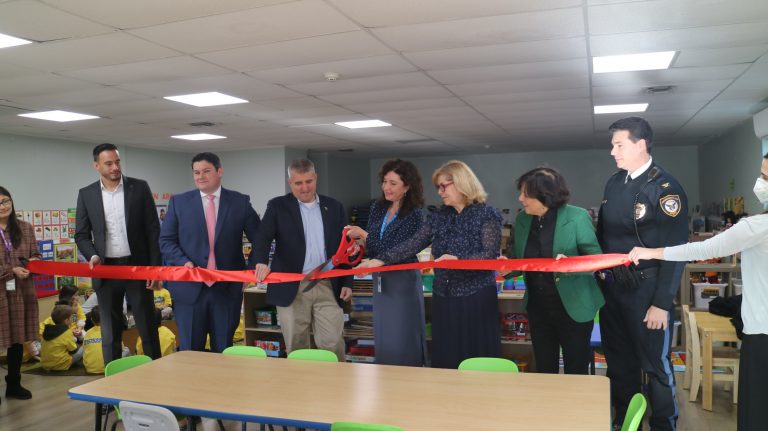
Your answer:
[693,311,739,340]
[69,351,610,431]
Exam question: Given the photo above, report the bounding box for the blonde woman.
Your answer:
[358,160,502,369]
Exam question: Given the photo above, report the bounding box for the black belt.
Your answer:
[104,256,131,265]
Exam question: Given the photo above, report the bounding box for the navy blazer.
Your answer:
[159,187,260,304]
[252,193,353,308]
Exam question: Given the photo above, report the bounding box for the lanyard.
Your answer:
[0,228,12,265]
[379,211,397,239]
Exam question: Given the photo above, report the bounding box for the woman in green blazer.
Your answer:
[505,167,604,374]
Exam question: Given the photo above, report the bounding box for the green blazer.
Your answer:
[514,204,604,323]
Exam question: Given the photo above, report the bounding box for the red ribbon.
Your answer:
[28,254,629,284]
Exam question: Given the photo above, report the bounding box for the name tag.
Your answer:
[6,278,16,291]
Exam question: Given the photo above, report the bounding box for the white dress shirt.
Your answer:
[101,177,131,258]
[200,186,221,222]
[627,157,653,183]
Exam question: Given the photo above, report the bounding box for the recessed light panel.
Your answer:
[0,32,32,49]
[164,92,248,107]
[18,110,99,122]
[335,120,391,129]
[593,104,649,114]
[171,133,227,141]
[593,51,676,73]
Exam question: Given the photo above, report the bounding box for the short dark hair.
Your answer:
[516,167,570,209]
[608,116,654,154]
[51,304,73,325]
[191,152,221,170]
[764,151,768,159]
[93,143,118,161]
[376,159,424,217]
[58,284,78,303]
[90,305,101,325]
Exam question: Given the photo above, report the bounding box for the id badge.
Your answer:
[6,278,16,291]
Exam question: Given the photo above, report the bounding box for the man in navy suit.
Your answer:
[254,159,353,361]
[159,152,260,353]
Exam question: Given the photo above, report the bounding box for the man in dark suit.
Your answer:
[159,152,260,353]
[75,143,162,363]
[254,159,353,361]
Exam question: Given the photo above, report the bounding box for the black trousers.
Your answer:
[600,276,677,431]
[97,258,160,363]
[738,333,768,431]
[527,292,593,374]
[5,343,23,386]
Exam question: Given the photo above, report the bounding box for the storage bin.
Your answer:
[692,283,727,309]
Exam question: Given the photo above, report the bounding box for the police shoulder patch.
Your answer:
[660,194,681,217]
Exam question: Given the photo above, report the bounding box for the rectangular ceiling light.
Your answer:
[171,133,227,141]
[335,120,392,129]
[594,103,649,114]
[0,32,32,49]
[164,92,248,107]
[592,51,676,73]
[18,110,99,122]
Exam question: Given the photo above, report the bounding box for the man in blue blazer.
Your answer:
[254,159,353,361]
[159,152,260,353]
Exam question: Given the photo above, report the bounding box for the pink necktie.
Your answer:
[205,194,216,286]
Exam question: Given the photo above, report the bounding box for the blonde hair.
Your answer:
[431,160,487,205]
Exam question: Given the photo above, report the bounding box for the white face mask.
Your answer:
[754,177,768,205]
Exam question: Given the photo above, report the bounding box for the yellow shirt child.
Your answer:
[41,304,82,371]
[82,325,105,374]
[137,326,176,357]
[153,288,172,308]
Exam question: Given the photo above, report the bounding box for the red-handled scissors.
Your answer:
[301,227,364,292]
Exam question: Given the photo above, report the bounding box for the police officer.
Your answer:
[597,117,688,431]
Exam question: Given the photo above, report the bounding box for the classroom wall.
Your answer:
[698,119,765,216]
[370,146,700,222]
[309,152,372,213]
[215,147,289,215]
[0,133,192,210]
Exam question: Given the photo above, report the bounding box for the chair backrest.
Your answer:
[682,305,701,356]
[222,345,267,358]
[119,401,180,431]
[621,393,647,431]
[458,357,519,373]
[105,355,153,377]
[287,348,338,362]
[331,421,404,431]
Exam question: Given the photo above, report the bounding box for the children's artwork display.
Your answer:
[18,208,78,296]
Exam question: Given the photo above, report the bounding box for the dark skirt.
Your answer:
[431,285,501,369]
[372,270,426,366]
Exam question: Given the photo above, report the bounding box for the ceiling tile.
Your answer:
[117,74,302,101]
[10,87,148,110]
[675,45,768,67]
[463,87,590,106]
[41,0,292,29]
[0,73,96,98]
[591,64,748,87]
[286,72,436,96]
[60,56,231,85]
[199,31,393,72]
[0,0,111,41]
[319,86,453,105]
[328,0,581,27]
[247,55,416,85]
[372,8,585,52]
[128,0,359,54]
[448,75,588,97]
[428,58,588,85]
[346,97,466,114]
[405,38,587,70]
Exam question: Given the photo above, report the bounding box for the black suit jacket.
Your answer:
[252,193,353,307]
[75,176,161,288]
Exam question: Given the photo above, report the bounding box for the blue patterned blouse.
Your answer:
[379,203,502,297]
[365,201,423,264]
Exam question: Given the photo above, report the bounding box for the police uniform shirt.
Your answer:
[597,162,689,310]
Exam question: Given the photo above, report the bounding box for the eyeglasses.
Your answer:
[436,181,454,193]
[0,199,12,208]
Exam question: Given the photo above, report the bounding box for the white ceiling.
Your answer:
[0,0,767,156]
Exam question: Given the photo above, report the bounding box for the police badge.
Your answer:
[660,195,681,217]
[634,202,647,220]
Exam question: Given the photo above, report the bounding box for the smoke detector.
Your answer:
[324,72,340,81]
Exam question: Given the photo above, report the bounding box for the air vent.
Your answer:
[338,148,354,152]
[643,85,675,94]
[395,138,437,144]
[189,121,216,127]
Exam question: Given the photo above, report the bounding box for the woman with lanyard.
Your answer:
[347,159,427,366]
[0,186,41,403]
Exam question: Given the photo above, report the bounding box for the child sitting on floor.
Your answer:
[136,308,176,357]
[41,304,83,371]
[82,305,106,374]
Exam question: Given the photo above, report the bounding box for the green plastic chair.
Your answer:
[331,421,405,431]
[103,355,153,431]
[458,357,519,373]
[287,348,338,362]
[223,345,268,358]
[621,393,647,431]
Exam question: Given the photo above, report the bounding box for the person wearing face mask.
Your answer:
[346,159,427,366]
[357,160,502,369]
[629,152,768,431]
